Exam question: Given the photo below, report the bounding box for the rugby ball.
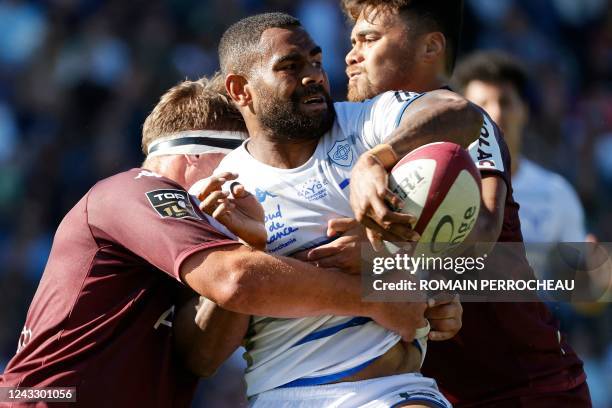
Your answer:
[387,142,482,255]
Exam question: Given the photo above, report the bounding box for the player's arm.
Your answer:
[387,89,484,154]
[174,292,249,377]
[298,218,464,341]
[350,90,483,247]
[461,174,506,250]
[179,244,427,342]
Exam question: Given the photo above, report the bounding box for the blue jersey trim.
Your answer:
[291,317,372,347]
[394,93,426,128]
[277,356,379,388]
[339,178,350,190]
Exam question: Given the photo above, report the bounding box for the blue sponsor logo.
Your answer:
[327,139,353,167]
[264,204,299,252]
[297,177,328,202]
[255,188,278,203]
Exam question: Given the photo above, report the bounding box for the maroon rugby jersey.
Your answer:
[422,112,587,406]
[0,169,238,407]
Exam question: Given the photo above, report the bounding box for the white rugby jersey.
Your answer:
[512,157,586,243]
[512,157,586,275]
[214,91,505,397]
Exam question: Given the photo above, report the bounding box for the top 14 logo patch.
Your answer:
[146,189,199,220]
[327,139,353,167]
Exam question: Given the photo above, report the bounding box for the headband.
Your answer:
[147,130,246,157]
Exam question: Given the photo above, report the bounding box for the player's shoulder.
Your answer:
[89,168,205,227]
[473,108,512,172]
[522,158,561,183]
[95,168,181,191]
[479,108,505,146]
[89,169,189,213]
[538,161,578,195]
[333,91,421,135]
[520,158,548,177]
[333,90,421,112]
[521,158,579,196]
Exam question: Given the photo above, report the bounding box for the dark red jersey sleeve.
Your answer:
[87,169,239,281]
[467,108,512,189]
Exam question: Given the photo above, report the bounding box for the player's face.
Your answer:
[346,9,420,101]
[463,80,528,154]
[250,27,335,141]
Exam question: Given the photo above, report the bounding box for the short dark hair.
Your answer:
[342,0,464,74]
[219,12,301,76]
[452,51,529,101]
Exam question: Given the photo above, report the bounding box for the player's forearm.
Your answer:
[226,250,368,317]
[466,207,502,244]
[387,90,483,158]
[182,245,369,319]
[471,175,505,243]
[455,175,506,255]
[174,295,249,377]
[458,208,500,257]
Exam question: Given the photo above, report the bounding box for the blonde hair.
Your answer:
[141,73,245,155]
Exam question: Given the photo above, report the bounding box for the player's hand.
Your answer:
[425,294,462,341]
[367,301,428,342]
[196,173,267,250]
[325,217,360,237]
[349,154,420,251]
[293,218,364,274]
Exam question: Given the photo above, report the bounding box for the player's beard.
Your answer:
[347,73,378,102]
[256,84,336,142]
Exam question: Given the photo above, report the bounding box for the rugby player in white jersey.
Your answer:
[194,12,487,408]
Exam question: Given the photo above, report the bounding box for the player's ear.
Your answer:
[184,154,200,166]
[226,74,251,107]
[422,32,446,65]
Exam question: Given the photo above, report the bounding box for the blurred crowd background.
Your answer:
[0,0,610,406]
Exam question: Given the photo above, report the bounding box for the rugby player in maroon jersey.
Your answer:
[0,77,428,407]
[340,0,590,406]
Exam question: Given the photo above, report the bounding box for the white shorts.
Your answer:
[249,373,451,408]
